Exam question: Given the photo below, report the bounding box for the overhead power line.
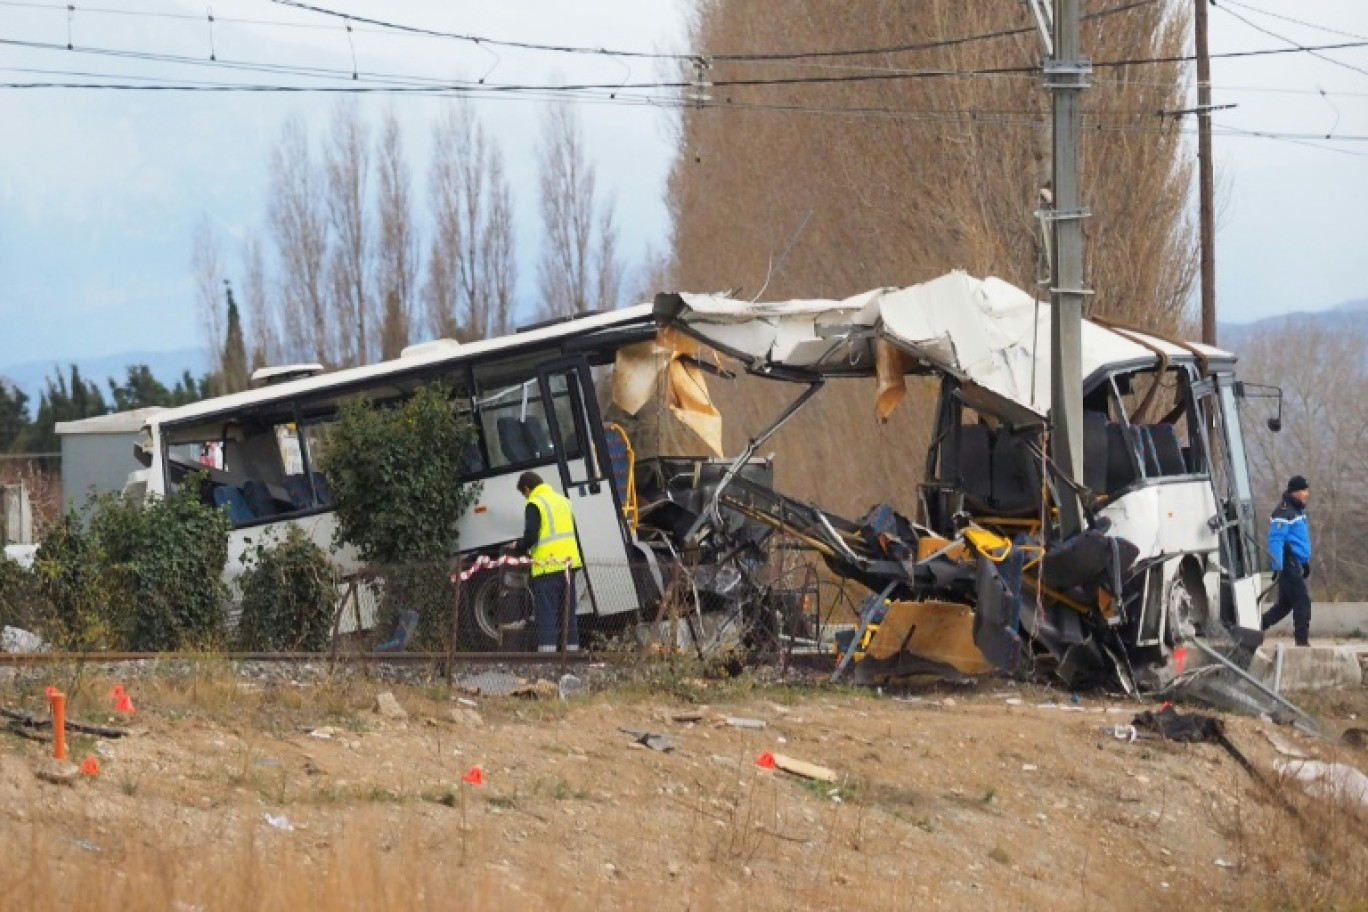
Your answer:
[1217,0,1368,43]
[1213,2,1368,80]
[264,0,1157,63]
[6,30,1364,95]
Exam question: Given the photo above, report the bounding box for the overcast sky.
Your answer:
[0,0,1364,373]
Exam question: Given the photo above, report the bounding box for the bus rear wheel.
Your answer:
[458,570,533,652]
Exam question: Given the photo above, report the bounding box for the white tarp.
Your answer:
[666,271,1229,421]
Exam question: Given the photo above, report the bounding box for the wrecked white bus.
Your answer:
[656,271,1278,694]
[120,305,766,649]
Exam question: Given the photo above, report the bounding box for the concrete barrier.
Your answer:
[1250,643,1366,691]
[1262,602,1368,639]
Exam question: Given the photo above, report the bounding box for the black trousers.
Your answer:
[1261,564,1312,644]
[531,570,578,650]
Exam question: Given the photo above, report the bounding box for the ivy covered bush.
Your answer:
[320,382,480,646]
[235,526,335,652]
[0,551,48,639]
[89,479,232,651]
[25,478,231,652]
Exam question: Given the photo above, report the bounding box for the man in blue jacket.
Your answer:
[1261,475,1313,646]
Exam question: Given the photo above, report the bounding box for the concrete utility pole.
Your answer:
[1195,0,1218,345]
[1045,0,1091,539]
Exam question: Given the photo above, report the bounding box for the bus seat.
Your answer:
[242,480,278,518]
[603,423,638,531]
[496,417,536,464]
[990,429,1041,516]
[311,472,332,506]
[1136,426,1161,476]
[213,485,254,525]
[523,416,554,459]
[284,474,313,509]
[953,424,994,511]
[1083,411,1108,494]
[1105,423,1141,493]
[1145,424,1186,475]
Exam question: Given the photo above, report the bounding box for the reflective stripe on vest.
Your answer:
[529,483,583,576]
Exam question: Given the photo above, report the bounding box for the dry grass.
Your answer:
[5,660,1368,910]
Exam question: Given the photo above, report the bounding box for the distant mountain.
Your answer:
[0,347,210,408]
[1218,297,1368,350]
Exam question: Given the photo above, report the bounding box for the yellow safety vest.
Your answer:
[528,483,583,576]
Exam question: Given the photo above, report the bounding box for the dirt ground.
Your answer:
[2,663,1367,911]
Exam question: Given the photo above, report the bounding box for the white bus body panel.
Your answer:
[1098,480,1220,562]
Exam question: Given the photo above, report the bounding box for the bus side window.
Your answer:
[477,377,555,472]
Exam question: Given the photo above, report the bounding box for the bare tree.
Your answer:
[241,235,277,371]
[482,145,517,338]
[665,0,1197,514]
[191,216,226,378]
[1240,317,1368,599]
[374,108,417,359]
[537,101,622,318]
[424,100,518,341]
[325,99,373,366]
[269,114,332,366]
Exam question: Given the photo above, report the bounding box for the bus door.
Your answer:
[536,359,640,617]
[1192,374,1263,631]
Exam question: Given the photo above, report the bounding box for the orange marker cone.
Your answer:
[461,765,484,786]
[113,689,135,714]
[756,751,776,770]
[80,756,99,776]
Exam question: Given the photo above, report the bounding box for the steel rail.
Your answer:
[0,651,596,667]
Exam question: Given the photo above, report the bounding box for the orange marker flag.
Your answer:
[1173,646,1188,675]
[80,756,99,776]
[755,751,776,770]
[45,686,58,699]
[113,690,135,714]
[461,765,484,786]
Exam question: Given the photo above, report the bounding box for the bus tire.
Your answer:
[458,570,533,652]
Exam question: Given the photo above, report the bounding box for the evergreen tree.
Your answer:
[0,380,33,453]
[108,364,213,412]
[30,365,108,453]
[171,370,211,405]
[220,280,250,395]
[108,364,172,412]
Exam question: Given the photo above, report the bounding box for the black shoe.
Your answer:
[1294,639,1310,647]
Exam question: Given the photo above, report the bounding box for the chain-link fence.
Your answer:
[323,539,870,665]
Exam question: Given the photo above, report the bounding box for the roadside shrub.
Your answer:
[320,382,479,646]
[31,509,116,650]
[321,382,480,565]
[26,481,231,652]
[90,479,231,651]
[0,553,49,639]
[236,526,335,652]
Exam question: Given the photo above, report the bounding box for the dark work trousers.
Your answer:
[531,569,579,650]
[1261,564,1312,645]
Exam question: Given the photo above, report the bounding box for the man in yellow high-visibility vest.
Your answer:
[509,471,584,651]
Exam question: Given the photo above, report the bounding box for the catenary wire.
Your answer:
[1217,0,1368,43]
[1213,1,1368,80]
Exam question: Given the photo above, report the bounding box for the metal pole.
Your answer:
[1047,0,1092,538]
[1196,0,1218,346]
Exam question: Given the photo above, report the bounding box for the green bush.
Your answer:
[29,480,232,652]
[321,382,480,565]
[235,526,335,652]
[320,382,479,647]
[31,509,116,650]
[0,553,48,639]
[91,480,231,651]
